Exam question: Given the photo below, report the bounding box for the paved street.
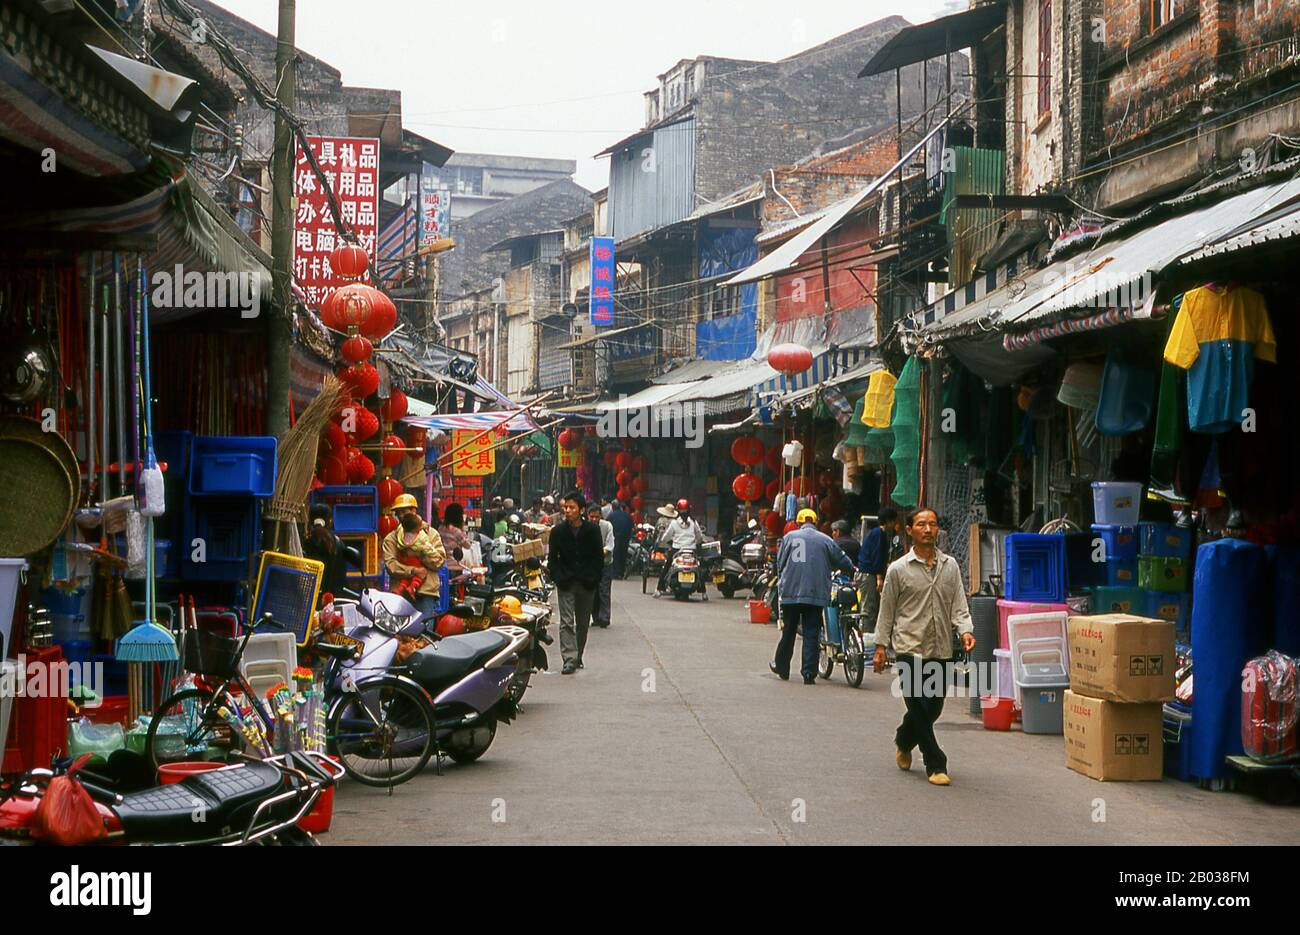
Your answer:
[330,580,1300,845]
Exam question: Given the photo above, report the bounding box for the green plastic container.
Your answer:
[1138,555,1188,593]
[1088,586,1144,614]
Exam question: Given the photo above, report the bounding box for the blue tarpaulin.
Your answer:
[697,226,758,359]
[696,309,756,360]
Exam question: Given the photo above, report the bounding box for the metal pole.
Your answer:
[100,281,109,502]
[267,0,297,440]
[113,256,127,493]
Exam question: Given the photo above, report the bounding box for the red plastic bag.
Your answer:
[31,755,108,846]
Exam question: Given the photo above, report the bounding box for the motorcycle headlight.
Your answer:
[372,602,411,636]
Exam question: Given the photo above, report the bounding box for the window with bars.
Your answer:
[1148,0,1188,30]
[1037,0,1052,117]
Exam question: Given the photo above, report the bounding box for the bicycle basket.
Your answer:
[182,628,241,679]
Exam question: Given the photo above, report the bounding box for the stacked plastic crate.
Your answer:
[309,486,380,585]
[183,436,278,583]
[1137,521,1192,637]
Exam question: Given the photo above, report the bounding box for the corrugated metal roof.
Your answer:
[1176,197,1300,264]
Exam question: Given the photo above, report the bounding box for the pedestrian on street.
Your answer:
[856,507,899,634]
[831,519,860,565]
[872,506,975,787]
[587,504,616,628]
[381,493,447,619]
[770,508,855,684]
[548,490,604,674]
[607,498,634,578]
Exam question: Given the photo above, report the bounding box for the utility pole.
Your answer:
[267,0,297,439]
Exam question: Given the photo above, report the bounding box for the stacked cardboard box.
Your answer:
[1064,614,1176,781]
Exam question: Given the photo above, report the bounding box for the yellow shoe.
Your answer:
[895,749,912,771]
[928,772,951,786]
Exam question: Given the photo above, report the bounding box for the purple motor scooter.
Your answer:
[324,588,529,787]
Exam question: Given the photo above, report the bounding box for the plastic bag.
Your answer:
[67,717,125,762]
[31,755,108,846]
[1242,650,1299,762]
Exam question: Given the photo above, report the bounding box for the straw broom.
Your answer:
[265,376,343,556]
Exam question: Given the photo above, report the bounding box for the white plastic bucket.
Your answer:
[0,559,28,659]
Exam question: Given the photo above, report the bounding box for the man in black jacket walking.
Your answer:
[548,490,605,674]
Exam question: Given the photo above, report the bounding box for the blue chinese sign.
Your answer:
[589,237,615,326]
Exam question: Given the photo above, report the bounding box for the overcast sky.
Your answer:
[214,0,966,191]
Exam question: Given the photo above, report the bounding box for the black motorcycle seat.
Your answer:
[406,629,511,693]
[113,761,288,841]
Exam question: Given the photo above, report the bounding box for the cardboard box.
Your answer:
[1063,690,1164,781]
[1067,613,1176,702]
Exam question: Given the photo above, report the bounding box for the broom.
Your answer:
[266,376,343,555]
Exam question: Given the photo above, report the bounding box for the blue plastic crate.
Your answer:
[1004,533,1066,602]
[1144,589,1190,627]
[310,485,379,533]
[1103,557,1139,587]
[153,430,194,480]
[181,497,261,581]
[189,436,278,497]
[1138,521,1192,558]
[1091,524,1137,561]
[1064,532,1106,590]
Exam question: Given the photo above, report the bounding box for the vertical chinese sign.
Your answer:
[419,186,451,246]
[451,429,496,476]
[293,136,380,310]
[589,236,615,326]
[557,445,582,470]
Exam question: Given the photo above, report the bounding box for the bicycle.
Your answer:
[145,613,437,789]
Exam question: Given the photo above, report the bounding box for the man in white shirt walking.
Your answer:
[872,506,975,787]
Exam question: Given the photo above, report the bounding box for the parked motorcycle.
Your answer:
[455,580,553,705]
[641,541,669,594]
[626,523,656,578]
[0,750,343,846]
[326,588,529,784]
[662,547,707,601]
[818,574,867,687]
[708,520,765,598]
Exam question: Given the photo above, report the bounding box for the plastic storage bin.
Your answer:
[997,599,1068,650]
[1012,636,1069,735]
[0,558,27,659]
[1091,524,1137,561]
[2,646,67,774]
[1138,521,1192,559]
[1103,558,1139,587]
[992,648,1015,701]
[1003,534,1066,602]
[1006,611,1069,658]
[1139,555,1188,592]
[1091,481,1142,526]
[182,497,262,581]
[1020,684,1067,734]
[1089,585,1143,614]
[1144,590,1190,628]
[310,485,379,534]
[188,436,278,497]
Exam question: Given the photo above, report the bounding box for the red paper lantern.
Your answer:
[346,449,375,484]
[559,429,579,451]
[764,447,781,473]
[329,242,369,279]
[363,290,398,339]
[323,420,346,453]
[320,289,343,331]
[614,452,629,469]
[341,335,373,364]
[339,362,380,399]
[787,476,811,496]
[767,343,814,376]
[340,405,379,444]
[377,477,403,507]
[630,495,644,512]
[617,485,632,502]
[764,511,785,535]
[380,389,409,423]
[616,469,632,486]
[381,433,405,467]
[730,436,764,467]
[378,514,399,536]
[319,454,347,486]
[732,473,764,502]
[765,478,780,500]
[631,477,647,494]
[332,282,378,334]
[632,454,648,473]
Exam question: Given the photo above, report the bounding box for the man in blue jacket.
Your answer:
[769,508,856,685]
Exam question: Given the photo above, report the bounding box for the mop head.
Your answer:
[115,620,179,662]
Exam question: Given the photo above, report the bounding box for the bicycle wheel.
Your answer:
[145,688,229,770]
[817,644,834,679]
[843,626,866,688]
[327,677,436,788]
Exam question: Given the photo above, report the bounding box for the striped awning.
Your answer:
[403,411,539,433]
[751,345,873,404]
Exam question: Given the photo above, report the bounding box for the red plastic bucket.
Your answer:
[296,756,341,834]
[748,599,771,624]
[980,696,1016,731]
[158,761,225,784]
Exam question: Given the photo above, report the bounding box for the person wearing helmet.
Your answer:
[655,498,706,597]
[769,507,854,685]
[382,493,447,618]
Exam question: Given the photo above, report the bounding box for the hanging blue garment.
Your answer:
[1267,545,1300,657]
[1095,346,1156,436]
[1190,538,1271,780]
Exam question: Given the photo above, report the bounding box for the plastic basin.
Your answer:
[158,761,225,784]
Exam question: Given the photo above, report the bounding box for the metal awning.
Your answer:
[1176,196,1300,264]
[725,122,943,286]
[595,380,707,412]
[558,321,658,349]
[858,3,1007,77]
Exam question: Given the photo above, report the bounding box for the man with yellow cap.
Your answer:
[382,493,447,618]
[769,508,855,685]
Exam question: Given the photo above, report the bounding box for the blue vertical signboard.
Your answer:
[589,236,615,326]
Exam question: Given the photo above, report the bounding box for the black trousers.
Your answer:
[773,603,823,681]
[893,655,948,775]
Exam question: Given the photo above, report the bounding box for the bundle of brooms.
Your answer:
[265,376,344,556]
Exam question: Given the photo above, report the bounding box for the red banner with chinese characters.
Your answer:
[293,136,380,309]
